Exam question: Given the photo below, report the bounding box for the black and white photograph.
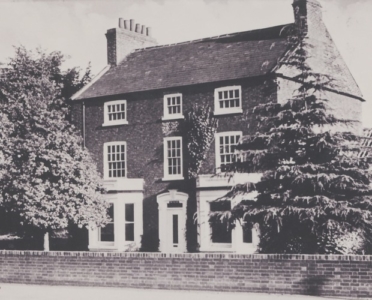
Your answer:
[0,0,371,299]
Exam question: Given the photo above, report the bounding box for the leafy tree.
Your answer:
[181,105,218,179]
[0,47,109,250]
[212,25,372,254]
[175,105,218,251]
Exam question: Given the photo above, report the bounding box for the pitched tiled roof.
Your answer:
[75,24,291,100]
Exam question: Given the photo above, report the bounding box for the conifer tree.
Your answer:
[213,25,372,254]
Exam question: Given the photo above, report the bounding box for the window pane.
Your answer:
[125,224,134,241]
[173,214,178,244]
[125,204,134,222]
[210,201,231,243]
[243,225,253,243]
[210,201,231,212]
[235,89,240,98]
[211,223,232,243]
[108,204,114,220]
[101,224,114,242]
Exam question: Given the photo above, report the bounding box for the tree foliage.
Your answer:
[212,26,372,254]
[181,105,218,179]
[0,47,109,248]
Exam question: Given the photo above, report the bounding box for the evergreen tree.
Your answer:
[0,47,109,250]
[212,25,372,254]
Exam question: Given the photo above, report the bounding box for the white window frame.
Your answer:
[215,131,242,172]
[103,141,127,180]
[103,100,128,126]
[163,137,184,181]
[214,86,243,115]
[162,93,184,121]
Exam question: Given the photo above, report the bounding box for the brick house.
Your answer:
[71,0,364,253]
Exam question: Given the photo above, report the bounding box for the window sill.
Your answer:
[102,120,128,127]
[211,243,232,248]
[162,176,184,181]
[161,115,184,121]
[213,109,243,116]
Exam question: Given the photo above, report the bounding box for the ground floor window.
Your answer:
[125,203,135,241]
[242,223,253,244]
[210,201,232,243]
[99,203,114,242]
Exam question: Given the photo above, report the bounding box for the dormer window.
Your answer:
[103,100,128,126]
[214,86,243,115]
[162,93,184,121]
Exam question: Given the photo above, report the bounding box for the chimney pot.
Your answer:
[135,24,141,33]
[119,18,124,28]
[146,27,152,37]
[130,19,135,31]
[141,25,146,34]
[123,20,128,30]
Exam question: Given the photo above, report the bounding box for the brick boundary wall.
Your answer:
[0,251,371,298]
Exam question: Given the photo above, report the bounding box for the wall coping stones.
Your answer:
[1,250,372,261]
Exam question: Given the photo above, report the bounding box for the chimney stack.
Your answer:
[106,18,157,66]
[292,0,322,37]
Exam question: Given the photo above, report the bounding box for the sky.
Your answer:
[0,0,371,126]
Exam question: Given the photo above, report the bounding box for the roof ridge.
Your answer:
[134,23,292,53]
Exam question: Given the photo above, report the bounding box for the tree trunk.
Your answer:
[43,232,50,251]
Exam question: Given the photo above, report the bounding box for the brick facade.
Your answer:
[0,251,371,298]
[78,77,277,248]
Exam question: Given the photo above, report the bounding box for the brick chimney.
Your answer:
[292,0,322,37]
[106,18,157,66]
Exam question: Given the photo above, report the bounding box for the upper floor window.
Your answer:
[215,131,242,172]
[162,93,183,120]
[104,142,127,179]
[214,86,242,115]
[103,100,128,126]
[163,137,183,180]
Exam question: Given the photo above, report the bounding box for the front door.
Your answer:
[157,190,188,253]
[166,209,183,252]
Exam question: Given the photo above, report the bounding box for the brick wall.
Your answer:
[83,77,276,196]
[0,251,371,298]
[81,77,277,244]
